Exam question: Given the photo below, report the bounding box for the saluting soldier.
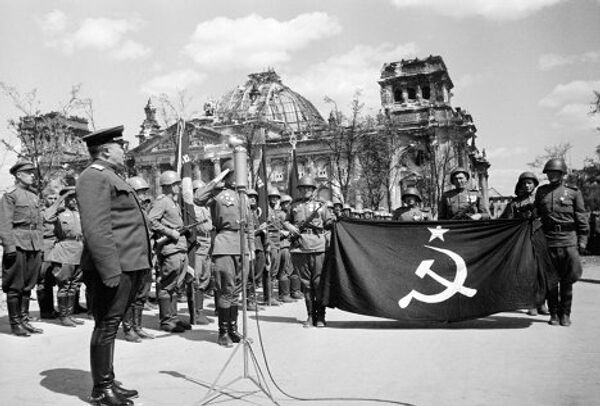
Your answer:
[535,158,589,327]
[438,168,491,220]
[120,176,156,342]
[148,170,190,333]
[47,186,85,327]
[393,188,430,221]
[0,159,44,336]
[77,126,152,405]
[284,176,334,327]
[194,160,254,347]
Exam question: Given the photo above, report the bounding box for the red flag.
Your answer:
[256,143,269,223]
[288,147,299,200]
[174,119,197,258]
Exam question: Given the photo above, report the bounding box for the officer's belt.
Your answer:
[543,222,576,232]
[63,236,83,241]
[301,229,323,235]
[13,224,38,230]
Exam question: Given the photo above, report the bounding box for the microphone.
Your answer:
[233,145,248,190]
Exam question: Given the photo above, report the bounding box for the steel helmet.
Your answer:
[342,204,351,211]
[159,170,181,186]
[267,185,281,198]
[517,171,539,187]
[543,158,568,174]
[220,159,235,173]
[127,176,150,191]
[450,167,470,181]
[298,175,316,189]
[192,179,206,190]
[401,187,422,202]
[363,208,373,213]
[247,188,258,198]
[280,194,292,203]
[332,197,343,207]
[326,200,334,208]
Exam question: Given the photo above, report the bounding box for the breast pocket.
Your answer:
[13,203,30,224]
[112,183,134,212]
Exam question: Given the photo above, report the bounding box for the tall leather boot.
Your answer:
[37,286,56,319]
[290,275,303,300]
[73,288,88,314]
[122,307,141,343]
[186,284,197,325]
[172,293,191,330]
[158,295,184,333]
[132,306,155,339]
[67,292,84,325]
[57,293,77,327]
[278,279,294,303]
[217,307,233,347]
[21,293,44,333]
[560,282,573,327]
[90,330,132,406]
[547,285,560,326]
[7,292,30,337]
[303,293,314,328]
[315,304,327,328]
[193,291,211,325]
[228,306,243,343]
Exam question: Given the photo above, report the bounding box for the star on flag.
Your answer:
[428,225,449,242]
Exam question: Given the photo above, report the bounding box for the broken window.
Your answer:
[393,88,404,103]
[407,87,417,100]
[422,86,431,100]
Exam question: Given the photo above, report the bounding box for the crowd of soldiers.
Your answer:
[0,123,590,405]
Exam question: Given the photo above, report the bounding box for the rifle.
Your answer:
[154,220,204,250]
[289,200,325,243]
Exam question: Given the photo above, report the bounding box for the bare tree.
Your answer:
[527,142,573,170]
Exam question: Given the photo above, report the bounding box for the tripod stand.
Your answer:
[200,183,280,406]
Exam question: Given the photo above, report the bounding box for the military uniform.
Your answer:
[438,189,490,220]
[37,198,60,318]
[0,183,44,335]
[267,206,294,302]
[286,198,334,326]
[148,193,189,331]
[77,146,152,403]
[187,203,213,325]
[500,194,536,220]
[392,206,431,221]
[535,182,589,324]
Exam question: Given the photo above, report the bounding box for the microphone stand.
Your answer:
[201,153,279,405]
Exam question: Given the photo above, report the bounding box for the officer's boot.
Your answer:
[314,303,327,328]
[246,283,258,311]
[21,293,44,333]
[172,293,191,330]
[132,306,155,339]
[559,282,573,327]
[302,293,313,328]
[278,279,295,303]
[57,292,77,327]
[290,275,303,300]
[67,291,84,325]
[7,292,30,337]
[122,307,141,343]
[193,291,211,325]
[217,307,233,348]
[37,286,56,319]
[90,329,133,406]
[228,306,243,343]
[547,285,560,326]
[158,294,184,333]
[73,288,88,314]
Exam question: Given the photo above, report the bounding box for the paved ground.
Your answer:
[1,258,600,406]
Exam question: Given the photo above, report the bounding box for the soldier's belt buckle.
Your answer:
[555,225,562,232]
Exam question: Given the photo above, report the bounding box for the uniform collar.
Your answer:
[92,159,119,172]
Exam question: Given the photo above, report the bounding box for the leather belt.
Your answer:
[543,223,576,232]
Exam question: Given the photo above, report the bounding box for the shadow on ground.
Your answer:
[39,368,90,403]
[326,315,546,330]
[579,278,600,285]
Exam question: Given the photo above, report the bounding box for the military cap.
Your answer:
[247,188,258,197]
[280,194,292,203]
[326,200,334,208]
[363,208,373,213]
[298,175,316,188]
[59,186,76,197]
[82,125,125,147]
[10,159,36,175]
[402,187,422,202]
[159,170,181,186]
[450,167,470,181]
[543,158,567,174]
[267,185,281,198]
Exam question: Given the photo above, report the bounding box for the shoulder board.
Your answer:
[566,184,579,191]
[90,164,105,171]
[156,194,166,200]
[6,186,16,193]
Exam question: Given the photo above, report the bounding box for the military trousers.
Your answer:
[547,246,582,316]
[2,249,41,294]
[192,252,211,292]
[291,252,325,305]
[53,263,83,297]
[277,247,292,281]
[131,268,153,309]
[157,251,188,298]
[213,255,248,308]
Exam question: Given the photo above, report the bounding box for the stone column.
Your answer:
[442,84,449,103]
[402,86,408,104]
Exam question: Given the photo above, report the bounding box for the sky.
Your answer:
[1,0,599,195]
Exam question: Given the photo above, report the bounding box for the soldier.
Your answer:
[120,176,156,342]
[332,197,343,220]
[77,126,152,405]
[246,188,272,308]
[194,159,254,347]
[363,208,374,220]
[393,188,431,221]
[148,170,190,333]
[535,158,589,327]
[267,185,294,303]
[0,159,44,336]
[284,176,334,327]
[37,188,62,319]
[438,168,491,220]
[341,204,352,218]
[280,193,302,299]
[47,186,85,327]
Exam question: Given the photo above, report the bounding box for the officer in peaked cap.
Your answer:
[438,167,490,220]
[77,125,152,403]
[535,158,588,327]
[0,158,44,336]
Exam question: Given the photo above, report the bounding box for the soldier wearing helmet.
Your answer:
[362,208,374,220]
[535,158,589,327]
[194,158,255,347]
[278,193,300,299]
[438,167,490,220]
[341,204,352,218]
[331,197,343,220]
[148,170,190,333]
[127,176,152,211]
[284,175,334,327]
[393,187,430,221]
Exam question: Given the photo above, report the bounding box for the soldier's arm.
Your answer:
[574,190,589,249]
[0,193,16,253]
[77,172,122,282]
[147,198,179,239]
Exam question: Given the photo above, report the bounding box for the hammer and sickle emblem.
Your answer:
[398,245,477,309]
